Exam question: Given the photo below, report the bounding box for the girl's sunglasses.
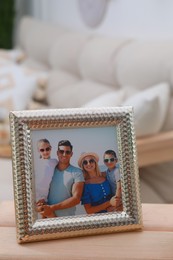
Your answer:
[83,159,95,166]
[104,158,116,163]
[40,147,51,152]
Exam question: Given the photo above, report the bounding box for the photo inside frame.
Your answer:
[31,126,123,219]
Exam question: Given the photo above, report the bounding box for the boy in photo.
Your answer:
[103,150,123,211]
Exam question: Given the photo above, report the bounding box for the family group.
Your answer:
[35,139,122,218]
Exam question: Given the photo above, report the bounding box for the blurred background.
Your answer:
[4,0,173,48]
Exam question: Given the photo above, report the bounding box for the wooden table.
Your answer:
[0,201,173,259]
[137,130,173,167]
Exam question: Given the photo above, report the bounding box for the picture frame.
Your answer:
[9,106,142,243]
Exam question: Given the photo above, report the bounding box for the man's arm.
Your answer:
[42,182,84,217]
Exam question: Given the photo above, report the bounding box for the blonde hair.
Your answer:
[37,138,51,158]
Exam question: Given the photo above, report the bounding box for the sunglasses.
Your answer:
[104,158,116,163]
[40,147,51,152]
[58,149,71,155]
[83,159,95,166]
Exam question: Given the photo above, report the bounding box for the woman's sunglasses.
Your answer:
[83,159,95,166]
[104,158,116,163]
[40,147,51,152]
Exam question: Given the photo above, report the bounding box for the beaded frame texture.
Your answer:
[9,107,142,243]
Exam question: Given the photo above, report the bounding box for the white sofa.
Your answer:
[0,16,173,137]
[0,16,173,203]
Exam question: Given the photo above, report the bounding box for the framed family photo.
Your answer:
[9,106,142,243]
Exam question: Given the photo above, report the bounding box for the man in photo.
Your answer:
[41,140,84,217]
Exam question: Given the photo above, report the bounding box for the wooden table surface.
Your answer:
[0,202,173,259]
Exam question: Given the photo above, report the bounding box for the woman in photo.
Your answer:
[78,152,115,214]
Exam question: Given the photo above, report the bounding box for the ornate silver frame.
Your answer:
[9,107,142,243]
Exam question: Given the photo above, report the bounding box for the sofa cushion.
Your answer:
[79,36,131,86]
[122,82,170,137]
[47,80,113,108]
[162,96,173,132]
[82,89,126,107]
[46,70,80,107]
[49,32,92,76]
[21,58,49,71]
[0,64,47,117]
[115,41,173,94]
[18,16,68,66]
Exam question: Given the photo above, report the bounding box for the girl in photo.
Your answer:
[35,138,58,218]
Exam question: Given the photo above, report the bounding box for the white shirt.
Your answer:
[35,158,58,202]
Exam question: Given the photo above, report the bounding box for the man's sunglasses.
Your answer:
[104,158,116,163]
[58,149,71,155]
[83,159,95,166]
[40,147,51,152]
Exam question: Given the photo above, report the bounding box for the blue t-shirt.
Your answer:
[48,165,84,217]
[81,180,112,213]
[106,166,120,195]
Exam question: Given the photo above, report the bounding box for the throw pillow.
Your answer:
[47,80,114,108]
[82,89,126,107]
[0,63,48,147]
[161,96,173,132]
[0,63,48,119]
[31,77,48,104]
[46,70,80,107]
[122,82,170,137]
